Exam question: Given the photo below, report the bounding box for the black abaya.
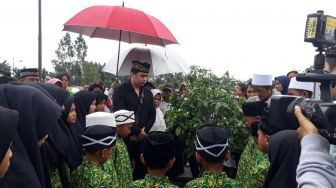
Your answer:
[0,84,61,188]
[263,130,301,188]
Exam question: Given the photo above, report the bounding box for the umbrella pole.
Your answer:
[116,30,122,79]
[116,2,125,80]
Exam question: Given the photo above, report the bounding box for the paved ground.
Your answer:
[178,166,193,179]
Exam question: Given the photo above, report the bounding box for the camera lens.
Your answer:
[286,97,306,128]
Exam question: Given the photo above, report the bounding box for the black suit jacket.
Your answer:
[112,80,156,135]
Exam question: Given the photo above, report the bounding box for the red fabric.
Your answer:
[64,6,178,46]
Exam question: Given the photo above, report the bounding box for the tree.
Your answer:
[0,60,11,76]
[71,62,82,86]
[52,33,90,85]
[166,66,249,158]
[12,67,21,79]
[52,32,75,73]
[74,34,88,63]
[151,73,185,89]
[80,61,102,86]
[41,68,52,82]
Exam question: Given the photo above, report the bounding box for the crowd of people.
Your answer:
[0,51,336,188]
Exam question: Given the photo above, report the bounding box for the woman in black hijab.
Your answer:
[31,83,83,187]
[31,83,68,106]
[263,130,301,188]
[59,96,83,170]
[94,90,108,112]
[0,84,61,188]
[48,96,83,187]
[0,106,18,178]
[73,90,97,130]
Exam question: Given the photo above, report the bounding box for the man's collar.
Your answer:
[126,80,144,92]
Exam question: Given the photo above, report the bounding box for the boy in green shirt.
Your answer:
[70,112,118,188]
[130,131,178,188]
[104,109,134,187]
[235,101,269,188]
[185,125,239,188]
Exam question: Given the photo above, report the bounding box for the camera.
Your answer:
[268,11,336,144]
[304,10,336,48]
[268,95,336,143]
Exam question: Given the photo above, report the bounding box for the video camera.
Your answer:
[268,10,336,144]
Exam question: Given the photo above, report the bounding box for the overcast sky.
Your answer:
[1,0,335,80]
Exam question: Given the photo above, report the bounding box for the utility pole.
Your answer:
[38,0,42,80]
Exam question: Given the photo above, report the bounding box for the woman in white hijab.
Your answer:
[150,89,167,132]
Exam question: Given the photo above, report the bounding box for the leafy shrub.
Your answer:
[166,66,249,157]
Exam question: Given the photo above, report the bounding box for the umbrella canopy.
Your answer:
[63,5,178,46]
[102,45,189,76]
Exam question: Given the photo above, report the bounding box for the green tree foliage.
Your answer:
[71,62,82,86]
[41,68,51,82]
[0,60,11,76]
[12,67,21,79]
[81,61,101,85]
[52,33,92,85]
[74,34,88,63]
[151,73,185,89]
[52,33,75,73]
[166,66,249,158]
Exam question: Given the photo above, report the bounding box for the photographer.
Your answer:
[294,106,336,188]
[325,47,336,167]
[325,46,336,100]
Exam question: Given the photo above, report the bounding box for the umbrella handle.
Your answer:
[116,30,122,79]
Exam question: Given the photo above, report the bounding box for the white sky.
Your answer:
[0,0,335,80]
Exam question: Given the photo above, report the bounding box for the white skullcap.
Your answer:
[252,74,272,86]
[288,77,314,92]
[86,112,116,128]
[114,110,135,126]
[151,89,162,98]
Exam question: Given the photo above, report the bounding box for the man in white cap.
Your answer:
[104,110,135,187]
[70,112,118,187]
[251,74,280,106]
[288,77,314,99]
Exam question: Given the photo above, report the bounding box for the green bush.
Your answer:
[166,66,249,158]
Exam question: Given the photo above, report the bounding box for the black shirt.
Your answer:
[112,80,156,135]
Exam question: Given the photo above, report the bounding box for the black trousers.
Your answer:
[124,137,148,180]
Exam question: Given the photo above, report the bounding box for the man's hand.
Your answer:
[294,105,319,139]
[130,128,147,142]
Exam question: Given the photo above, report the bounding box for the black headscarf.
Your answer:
[47,96,83,187]
[31,83,68,106]
[49,96,83,170]
[263,130,301,188]
[31,85,83,186]
[74,90,97,128]
[94,91,108,104]
[0,106,18,163]
[0,84,61,188]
